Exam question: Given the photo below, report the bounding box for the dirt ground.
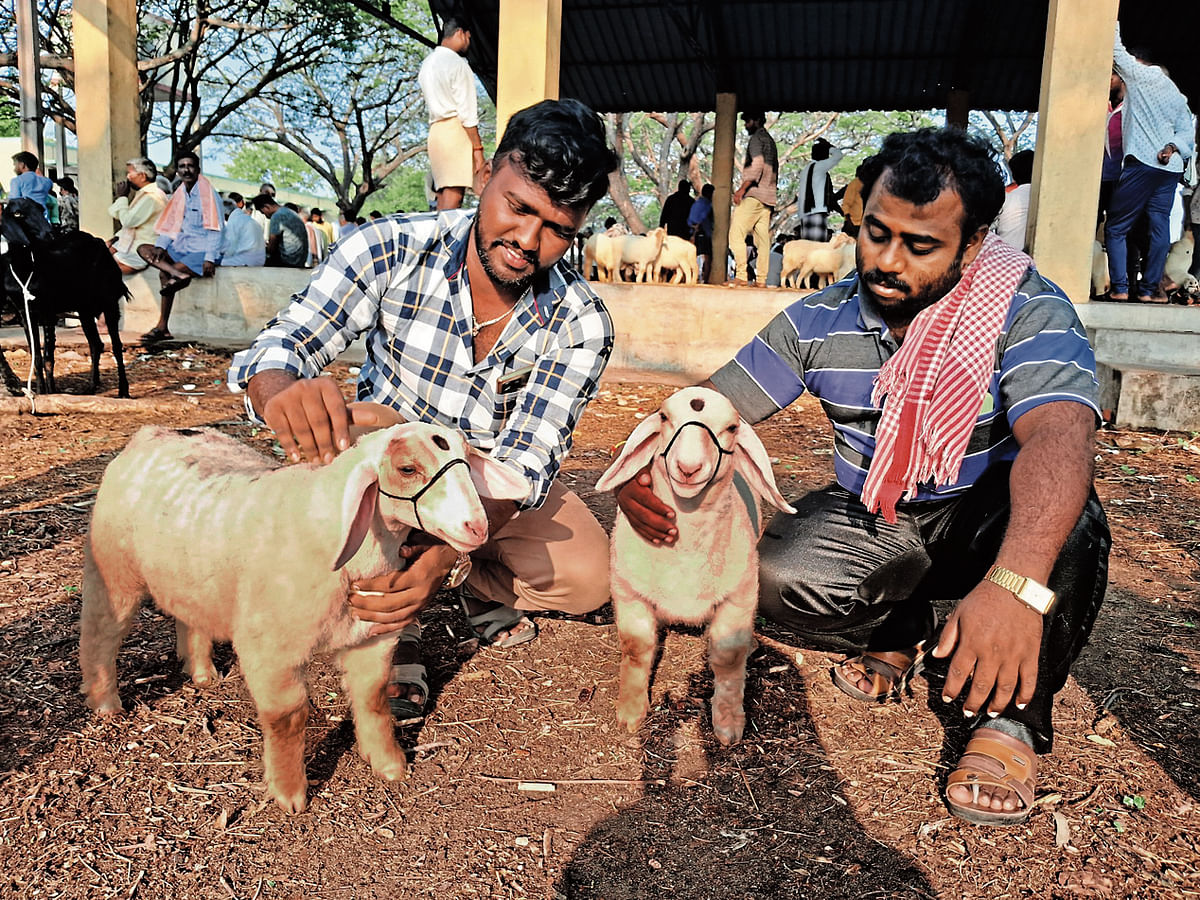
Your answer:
[0,338,1197,900]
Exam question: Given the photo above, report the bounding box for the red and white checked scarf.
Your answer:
[860,232,1032,523]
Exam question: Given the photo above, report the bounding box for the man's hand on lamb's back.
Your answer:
[251,370,353,464]
[615,466,677,546]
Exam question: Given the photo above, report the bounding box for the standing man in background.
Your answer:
[419,17,486,211]
[728,109,778,286]
[792,138,845,241]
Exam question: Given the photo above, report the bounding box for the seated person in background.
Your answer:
[219,191,266,267]
[994,149,1034,251]
[228,98,619,726]
[108,157,169,273]
[615,128,1109,829]
[251,194,309,268]
[9,151,53,216]
[139,151,224,342]
[55,177,79,233]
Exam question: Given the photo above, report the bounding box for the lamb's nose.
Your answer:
[465,520,488,544]
[676,461,702,479]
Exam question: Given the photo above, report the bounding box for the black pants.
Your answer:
[757,463,1110,752]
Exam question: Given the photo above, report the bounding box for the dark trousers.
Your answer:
[1105,157,1180,296]
[757,463,1110,752]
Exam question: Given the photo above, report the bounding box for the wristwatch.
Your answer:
[985,565,1056,614]
[443,551,472,590]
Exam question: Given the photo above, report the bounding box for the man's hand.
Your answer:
[254,371,352,465]
[348,540,460,636]
[114,180,130,199]
[1158,143,1178,165]
[615,466,677,545]
[202,260,216,278]
[932,580,1042,717]
[732,185,748,206]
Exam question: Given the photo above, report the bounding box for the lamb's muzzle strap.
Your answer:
[660,420,734,488]
[378,457,469,534]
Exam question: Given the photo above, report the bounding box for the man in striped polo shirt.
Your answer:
[616,128,1110,827]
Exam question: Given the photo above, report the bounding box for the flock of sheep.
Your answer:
[582,226,858,289]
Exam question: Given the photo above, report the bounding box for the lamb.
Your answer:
[595,387,795,745]
[79,422,528,813]
[655,235,699,284]
[1162,231,1195,294]
[582,232,620,282]
[619,227,667,283]
[780,232,855,290]
[1091,240,1109,298]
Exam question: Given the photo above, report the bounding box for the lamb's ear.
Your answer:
[467,450,530,502]
[594,413,664,493]
[731,419,796,514]
[332,459,379,571]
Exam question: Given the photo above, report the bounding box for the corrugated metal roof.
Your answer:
[430,1,1198,114]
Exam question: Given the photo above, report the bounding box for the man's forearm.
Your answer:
[993,403,1095,583]
[247,369,299,420]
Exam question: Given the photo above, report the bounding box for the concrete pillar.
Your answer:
[1026,0,1120,304]
[72,0,141,237]
[495,0,561,141]
[946,90,970,130]
[709,93,737,285]
[15,0,43,161]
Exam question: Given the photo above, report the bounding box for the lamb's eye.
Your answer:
[399,465,418,476]
[658,412,667,422]
[726,424,738,433]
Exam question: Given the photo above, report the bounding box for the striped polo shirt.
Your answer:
[709,270,1100,503]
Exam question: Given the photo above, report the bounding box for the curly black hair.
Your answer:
[494,99,618,210]
[857,128,1005,244]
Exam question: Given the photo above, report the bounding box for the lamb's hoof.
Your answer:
[372,758,409,783]
[615,703,647,735]
[711,710,745,747]
[189,668,219,688]
[268,780,309,815]
[85,693,124,716]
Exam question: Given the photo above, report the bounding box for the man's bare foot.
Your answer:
[458,588,537,647]
[830,642,927,703]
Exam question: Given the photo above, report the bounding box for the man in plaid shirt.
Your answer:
[229,99,618,721]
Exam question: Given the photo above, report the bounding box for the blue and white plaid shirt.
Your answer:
[228,211,614,509]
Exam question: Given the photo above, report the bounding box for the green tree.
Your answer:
[0,96,17,137]
[227,142,322,193]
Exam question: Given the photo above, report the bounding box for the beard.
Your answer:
[473,215,540,296]
[858,245,967,327]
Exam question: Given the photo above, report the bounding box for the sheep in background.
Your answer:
[595,387,795,745]
[80,422,528,813]
[583,232,620,283]
[619,228,667,283]
[781,232,855,290]
[1162,231,1195,295]
[656,235,699,284]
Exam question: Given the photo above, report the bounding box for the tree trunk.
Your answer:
[607,170,646,235]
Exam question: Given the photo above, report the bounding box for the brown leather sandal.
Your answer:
[830,640,928,703]
[945,729,1037,826]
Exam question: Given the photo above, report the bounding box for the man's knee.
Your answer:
[551,546,610,615]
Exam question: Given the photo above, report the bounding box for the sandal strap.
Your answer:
[947,732,1037,809]
[388,663,429,696]
[397,620,422,643]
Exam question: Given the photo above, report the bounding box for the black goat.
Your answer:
[1,198,129,398]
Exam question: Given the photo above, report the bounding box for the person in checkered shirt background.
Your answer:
[230,99,619,724]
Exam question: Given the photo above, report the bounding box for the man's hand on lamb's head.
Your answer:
[614,466,677,546]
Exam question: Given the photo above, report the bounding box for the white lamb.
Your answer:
[656,235,699,284]
[79,422,528,813]
[583,232,620,283]
[595,387,795,745]
[619,228,667,283]
[781,232,855,289]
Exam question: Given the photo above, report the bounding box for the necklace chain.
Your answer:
[470,305,515,336]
